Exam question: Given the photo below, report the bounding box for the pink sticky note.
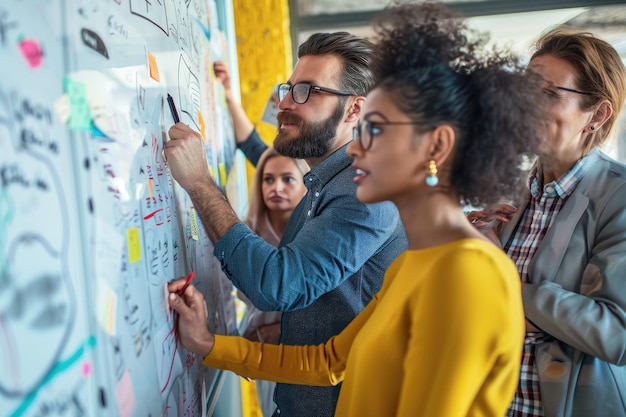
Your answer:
[115,370,136,417]
[19,37,44,68]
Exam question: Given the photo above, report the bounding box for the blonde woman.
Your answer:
[240,148,308,417]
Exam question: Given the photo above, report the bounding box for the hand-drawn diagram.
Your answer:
[1,0,242,416]
[130,0,168,35]
[0,85,73,400]
[0,33,94,415]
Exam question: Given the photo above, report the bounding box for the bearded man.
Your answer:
[164,32,406,417]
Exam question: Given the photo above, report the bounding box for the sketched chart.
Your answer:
[130,0,168,35]
[177,54,201,130]
[0,86,90,416]
[169,0,192,53]
[2,0,243,415]
[0,119,74,394]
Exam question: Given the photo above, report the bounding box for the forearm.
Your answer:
[225,96,254,144]
[236,129,268,166]
[188,180,240,244]
[204,335,342,386]
[524,280,626,364]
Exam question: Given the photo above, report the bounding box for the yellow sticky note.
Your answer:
[96,280,117,336]
[147,51,160,82]
[197,110,206,140]
[189,207,199,241]
[127,227,141,263]
[219,163,227,187]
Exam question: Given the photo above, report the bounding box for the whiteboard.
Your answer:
[0,0,243,416]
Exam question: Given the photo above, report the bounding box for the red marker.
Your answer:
[177,271,194,295]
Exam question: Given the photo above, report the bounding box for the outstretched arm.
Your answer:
[169,276,378,385]
[214,60,254,145]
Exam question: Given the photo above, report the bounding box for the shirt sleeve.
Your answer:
[214,192,400,312]
[204,290,379,385]
[236,129,267,166]
[399,249,522,416]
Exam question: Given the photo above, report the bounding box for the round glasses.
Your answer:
[352,120,437,151]
[277,82,353,105]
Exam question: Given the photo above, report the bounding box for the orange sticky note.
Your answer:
[147,177,154,197]
[147,51,160,82]
[197,110,206,139]
[127,227,141,263]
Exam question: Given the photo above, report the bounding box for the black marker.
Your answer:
[167,93,180,123]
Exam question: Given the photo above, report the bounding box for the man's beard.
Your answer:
[273,100,346,159]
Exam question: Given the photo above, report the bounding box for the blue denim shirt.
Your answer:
[215,130,407,417]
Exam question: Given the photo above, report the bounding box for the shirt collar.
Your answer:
[530,149,596,199]
[303,144,352,189]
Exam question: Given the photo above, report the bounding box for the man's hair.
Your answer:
[298,32,375,97]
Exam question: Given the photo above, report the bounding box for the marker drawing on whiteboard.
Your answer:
[167,94,180,123]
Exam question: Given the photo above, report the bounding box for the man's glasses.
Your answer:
[277,82,353,105]
[352,120,436,151]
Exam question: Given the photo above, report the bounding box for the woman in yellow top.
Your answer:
[168,3,547,416]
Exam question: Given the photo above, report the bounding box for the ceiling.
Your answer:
[291,2,626,61]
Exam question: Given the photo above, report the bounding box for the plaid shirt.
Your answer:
[504,156,590,417]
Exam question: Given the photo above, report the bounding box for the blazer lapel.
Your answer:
[527,190,588,282]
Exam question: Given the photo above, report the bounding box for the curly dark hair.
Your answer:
[370,1,547,208]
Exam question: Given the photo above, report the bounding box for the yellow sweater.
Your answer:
[205,239,524,416]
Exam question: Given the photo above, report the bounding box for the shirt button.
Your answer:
[545,185,555,194]
[307,210,311,216]
[308,178,313,182]
[315,192,319,197]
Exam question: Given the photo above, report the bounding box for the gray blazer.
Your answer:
[498,150,626,417]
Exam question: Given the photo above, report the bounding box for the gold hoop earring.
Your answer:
[426,160,439,187]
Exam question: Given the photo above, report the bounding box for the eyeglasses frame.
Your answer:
[353,120,437,151]
[277,82,353,105]
[555,86,592,96]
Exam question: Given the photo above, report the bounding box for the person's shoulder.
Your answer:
[580,151,626,195]
[433,239,515,277]
[589,150,626,178]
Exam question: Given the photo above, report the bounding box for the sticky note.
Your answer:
[53,94,70,124]
[126,227,141,263]
[197,110,206,139]
[115,370,136,417]
[147,51,160,82]
[65,77,92,130]
[189,207,199,241]
[219,163,227,187]
[96,280,117,336]
[19,37,44,69]
[147,177,154,197]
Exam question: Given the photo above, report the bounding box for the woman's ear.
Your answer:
[590,100,613,130]
[345,96,365,122]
